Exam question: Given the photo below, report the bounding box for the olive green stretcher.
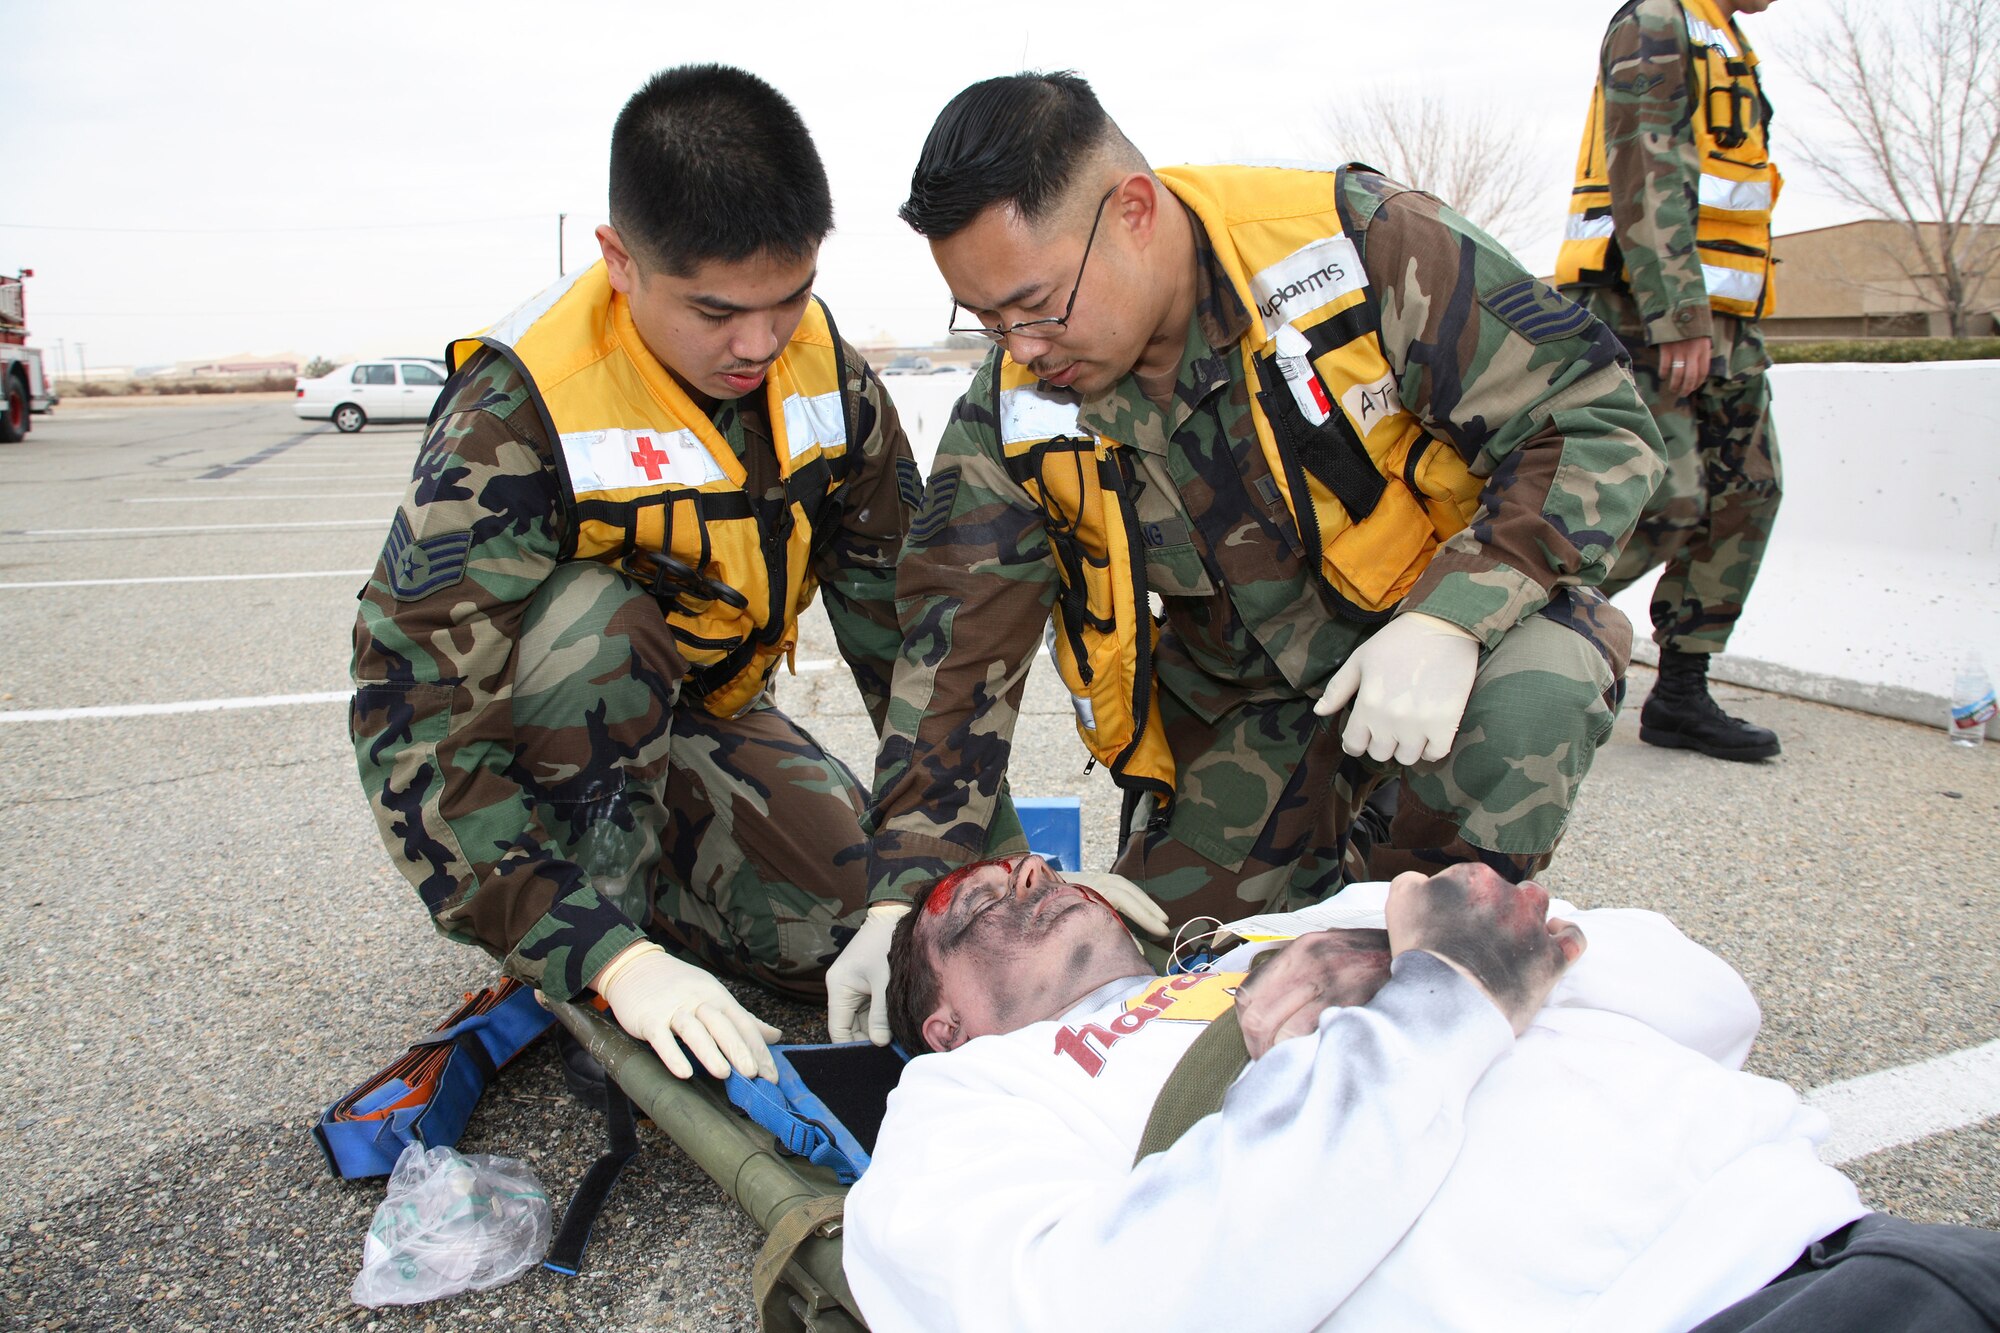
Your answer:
[550,1001,870,1333]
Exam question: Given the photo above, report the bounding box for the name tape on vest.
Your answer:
[1251,235,1366,331]
[998,385,1087,444]
[1340,372,1405,433]
[561,427,726,492]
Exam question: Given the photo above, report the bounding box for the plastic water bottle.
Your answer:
[1948,651,1997,747]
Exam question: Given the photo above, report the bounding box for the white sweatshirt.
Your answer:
[843,889,1865,1333]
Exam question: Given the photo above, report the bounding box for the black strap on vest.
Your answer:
[1252,349,1388,525]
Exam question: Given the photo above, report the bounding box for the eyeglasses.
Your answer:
[948,186,1118,344]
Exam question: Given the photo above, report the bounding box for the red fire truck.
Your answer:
[1,270,59,443]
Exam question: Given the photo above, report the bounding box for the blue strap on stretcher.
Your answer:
[723,1043,902,1185]
[313,979,555,1179]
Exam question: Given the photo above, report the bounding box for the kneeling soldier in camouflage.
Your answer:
[351,65,916,1084]
[828,72,1665,1043]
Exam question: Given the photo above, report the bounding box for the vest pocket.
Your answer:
[1321,483,1437,608]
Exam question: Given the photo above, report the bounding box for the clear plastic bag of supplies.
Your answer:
[351,1142,552,1307]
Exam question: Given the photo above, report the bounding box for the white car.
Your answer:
[294,358,449,432]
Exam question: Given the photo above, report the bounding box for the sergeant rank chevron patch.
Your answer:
[1480,278,1595,344]
[382,510,473,601]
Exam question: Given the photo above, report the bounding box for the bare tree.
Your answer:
[1789,0,2000,336]
[1322,90,1549,252]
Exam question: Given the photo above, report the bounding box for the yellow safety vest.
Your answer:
[449,262,853,717]
[998,163,1484,801]
[1556,0,1782,318]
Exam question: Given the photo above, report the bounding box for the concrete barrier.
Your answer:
[1611,359,2000,739]
[887,359,2000,739]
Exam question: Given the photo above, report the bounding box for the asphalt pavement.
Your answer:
[0,397,1994,1332]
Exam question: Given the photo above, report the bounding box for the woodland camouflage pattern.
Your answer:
[351,341,914,1002]
[1593,319,1781,654]
[1565,0,1783,652]
[865,168,1665,925]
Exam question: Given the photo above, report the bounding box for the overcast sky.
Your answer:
[4,0,1899,374]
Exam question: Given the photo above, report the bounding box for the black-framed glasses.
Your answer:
[948,186,1118,344]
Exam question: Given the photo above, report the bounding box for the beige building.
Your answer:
[1765,220,2000,340]
[151,351,306,379]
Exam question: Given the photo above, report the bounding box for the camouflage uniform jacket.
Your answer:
[352,342,915,1001]
[1579,0,1771,373]
[865,169,1666,903]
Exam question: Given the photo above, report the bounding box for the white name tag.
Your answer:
[1250,234,1366,330]
[1340,373,1404,434]
[560,427,725,492]
[998,385,1086,444]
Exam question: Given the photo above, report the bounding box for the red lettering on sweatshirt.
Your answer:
[1052,973,1211,1077]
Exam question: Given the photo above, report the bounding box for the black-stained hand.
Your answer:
[1384,865,1586,1034]
[1235,928,1393,1059]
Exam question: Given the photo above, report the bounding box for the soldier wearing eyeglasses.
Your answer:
[825,71,1668,1044]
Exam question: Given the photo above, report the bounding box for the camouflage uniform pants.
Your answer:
[514,562,869,998]
[1111,590,1630,928]
[1599,348,1783,656]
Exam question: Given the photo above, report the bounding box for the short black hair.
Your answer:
[608,64,832,276]
[899,71,1112,239]
[885,878,946,1053]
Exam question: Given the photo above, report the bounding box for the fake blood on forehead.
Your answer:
[924,857,1020,917]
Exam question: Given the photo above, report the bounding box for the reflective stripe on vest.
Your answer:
[1555,0,1782,318]
[996,163,1484,799]
[448,262,850,716]
[996,371,1175,803]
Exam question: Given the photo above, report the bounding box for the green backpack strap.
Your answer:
[1133,1003,1252,1164]
[1133,951,1281,1164]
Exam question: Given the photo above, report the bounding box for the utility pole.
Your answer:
[55,337,66,383]
[558,212,568,277]
[77,342,88,384]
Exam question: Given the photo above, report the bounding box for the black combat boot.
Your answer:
[1639,649,1780,761]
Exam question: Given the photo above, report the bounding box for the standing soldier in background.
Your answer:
[1557,0,1785,762]
[350,65,916,1087]
[826,71,1665,1044]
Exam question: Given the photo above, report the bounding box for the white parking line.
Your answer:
[1809,1038,2000,1165]
[0,570,370,590]
[186,476,408,484]
[125,493,401,503]
[11,519,384,535]
[0,691,349,723]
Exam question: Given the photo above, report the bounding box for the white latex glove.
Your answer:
[826,903,911,1045]
[1062,870,1171,939]
[593,941,781,1082]
[1313,611,1482,766]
